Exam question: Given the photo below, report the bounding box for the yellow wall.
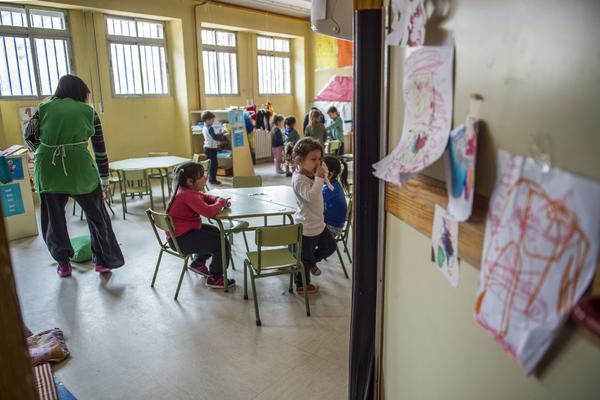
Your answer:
[382,1,600,399]
[310,33,352,100]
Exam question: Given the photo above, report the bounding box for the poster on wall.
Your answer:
[386,0,428,47]
[232,128,245,148]
[443,118,479,221]
[431,204,459,287]
[373,43,454,185]
[1,183,25,217]
[7,157,24,180]
[475,149,600,373]
[228,108,245,126]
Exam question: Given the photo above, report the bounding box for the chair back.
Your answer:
[254,223,303,271]
[233,175,262,188]
[149,152,169,157]
[328,140,340,153]
[145,209,181,253]
[199,159,211,175]
[121,169,149,194]
[342,198,353,239]
[192,153,200,162]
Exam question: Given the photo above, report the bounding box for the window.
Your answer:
[201,28,238,95]
[0,5,72,97]
[106,16,169,96]
[257,36,291,95]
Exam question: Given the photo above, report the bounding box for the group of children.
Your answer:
[167,131,349,292]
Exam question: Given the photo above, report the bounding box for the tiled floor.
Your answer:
[10,162,351,399]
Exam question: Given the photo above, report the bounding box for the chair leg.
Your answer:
[174,257,189,300]
[249,269,261,326]
[288,273,293,293]
[335,243,349,279]
[121,193,127,220]
[299,265,311,317]
[104,199,115,216]
[263,216,267,226]
[243,260,249,300]
[160,176,166,208]
[72,200,77,216]
[242,232,250,253]
[343,239,352,263]
[149,187,155,210]
[80,206,84,221]
[151,250,164,287]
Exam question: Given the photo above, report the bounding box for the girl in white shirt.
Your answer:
[291,137,337,295]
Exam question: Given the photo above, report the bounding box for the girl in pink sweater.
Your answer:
[166,162,234,289]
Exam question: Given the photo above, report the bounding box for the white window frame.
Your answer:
[0,4,73,99]
[256,35,292,96]
[201,28,239,96]
[105,15,170,97]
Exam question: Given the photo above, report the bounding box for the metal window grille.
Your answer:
[0,4,72,98]
[201,28,238,95]
[257,36,291,95]
[106,16,169,96]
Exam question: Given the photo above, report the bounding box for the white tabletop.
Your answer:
[110,156,190,171]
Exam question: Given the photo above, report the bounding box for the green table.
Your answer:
[208,185,297,292]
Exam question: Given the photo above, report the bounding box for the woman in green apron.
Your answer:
[25,75,124,278]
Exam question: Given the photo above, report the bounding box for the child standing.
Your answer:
[291,137,337,294]
[202,111,227,185]
[325,106,344,155]
[284,116,300,177]
[166,162,235,289]
[304,109,327,146]
[322,156,349,237]
[270,114,285,174]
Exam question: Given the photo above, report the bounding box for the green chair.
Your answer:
[334,198,352,278]
[327,140,341,155]
[243,224,310,326]
[118,169,153,219]
[199,158,211,190]
[145,209,191,300]
[148,152,170,208]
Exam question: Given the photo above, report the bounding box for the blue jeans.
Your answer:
[204,147,219,182]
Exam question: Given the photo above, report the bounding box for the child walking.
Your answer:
[291,137,337,294]
[322,156,349,237]
[284,116,300,177]
[325,106,344,155]
[166,162,235,289]
[202,111,227,185]
[270,114,285,174]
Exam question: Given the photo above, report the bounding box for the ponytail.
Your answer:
[166,161,204,213]
[339,159,350,193]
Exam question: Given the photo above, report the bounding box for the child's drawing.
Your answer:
[444,118,479,221]
[475,149,600,373]
[386,0,427,47]
[373,44,454,185]
[431,205,459,287]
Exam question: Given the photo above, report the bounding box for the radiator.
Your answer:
[254,129,272,160]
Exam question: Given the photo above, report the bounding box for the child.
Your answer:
[270,114,285,174]
[166,161,235,289]
[202,111,227,185]
[304,109,327,146]
[325,106,344,155]
[322,156,349,237]
[284,116,300,177]
[291,137,337,294]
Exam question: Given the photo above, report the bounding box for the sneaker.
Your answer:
[57,262,72,278]
[206,276,236,289]
[296,283,319,295]
[95,264,112,274]
[285,172,293,177]
[189,263,209,277]
[310,265,322,276]
[209,180,222,185]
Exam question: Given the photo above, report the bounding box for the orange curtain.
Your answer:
[337,39,353,67]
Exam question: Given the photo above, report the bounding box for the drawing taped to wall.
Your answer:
[386,0,428,47]
[431,204,459,287]
[373,43,454,185]
[444,118,479,221]
[475,149,600,373]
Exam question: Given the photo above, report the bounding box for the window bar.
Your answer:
[139,45,148,94]
[42,39,52,93]
[157,47,164,93]
[111,45,120,95]
[160,48,167,93]
[23,36,34,94]
[52,40,61,89]
[125,44,134,94]
[12,37,24,95]
[1,37,14,95]
[29,35,42,97]
[152,46,160,93]
[120,44,129,94]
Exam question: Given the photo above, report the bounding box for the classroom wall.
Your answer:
[195,2,312,122]
[310,32,352,101]
[382,1,600,399]
[0,0,199,161]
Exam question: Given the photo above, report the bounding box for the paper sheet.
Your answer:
[431,205,459,287]
[386,0,427,47]
[475,149,600,373]
[373,43,454,185]
[443,118,479,221]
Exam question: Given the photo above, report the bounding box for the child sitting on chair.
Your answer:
[322,156,349,238]
[166,161,234,289]
[284,116,300,177]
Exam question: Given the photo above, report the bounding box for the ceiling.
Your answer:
[213,0,312,19]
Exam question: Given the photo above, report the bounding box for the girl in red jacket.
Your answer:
[166,162,234,289]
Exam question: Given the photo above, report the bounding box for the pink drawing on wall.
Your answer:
[386,0,428,47]
[475,149,600,373]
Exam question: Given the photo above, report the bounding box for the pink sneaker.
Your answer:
[206,276,236,289]
[57,262,72,278]
[95,264,112,274]
[310,265,322,276]
[189,263,209,277]
[296,283,318,295]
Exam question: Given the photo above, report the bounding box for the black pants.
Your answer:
[169,225,230,278]
[296,227,336,286]
[40,185,124,268]
[204,147,219,182]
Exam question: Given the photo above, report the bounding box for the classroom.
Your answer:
[0,0,599,399]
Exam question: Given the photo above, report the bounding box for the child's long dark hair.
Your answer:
[166,161,204,212]
[323,156,349,193]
